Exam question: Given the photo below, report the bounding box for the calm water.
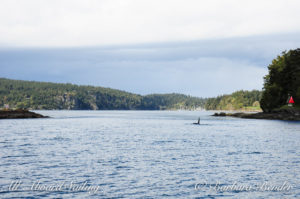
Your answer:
[0,111,299,198]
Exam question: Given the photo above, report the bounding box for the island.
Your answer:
[0,109,49,119]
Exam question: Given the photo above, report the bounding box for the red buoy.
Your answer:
[289,96,295,104]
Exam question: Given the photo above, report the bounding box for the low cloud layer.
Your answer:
[1,33,299,97]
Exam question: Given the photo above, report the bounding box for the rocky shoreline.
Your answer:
[213,109,300,121]
[0,109,49,119]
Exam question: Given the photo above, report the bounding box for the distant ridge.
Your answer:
[0,78,206,110]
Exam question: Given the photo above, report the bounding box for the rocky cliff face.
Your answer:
[56,93,76,110]
[54,93,101,110]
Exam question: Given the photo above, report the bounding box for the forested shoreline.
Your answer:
[0,78,265,111]
[205,90,262,111]
[0,78,206,110]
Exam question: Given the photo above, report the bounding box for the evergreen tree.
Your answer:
[260,49,300,112]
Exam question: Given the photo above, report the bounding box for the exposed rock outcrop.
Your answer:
[213,109,300,121]
[0,109,49,119]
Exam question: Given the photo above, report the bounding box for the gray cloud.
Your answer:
[1,33,299,97]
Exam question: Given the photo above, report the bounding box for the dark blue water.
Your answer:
[0,111,299,198]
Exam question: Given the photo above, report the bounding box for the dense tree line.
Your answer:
[260,48,300,112]
[0,78,206,110]
[141,94,206,110]
[205,90,262,111]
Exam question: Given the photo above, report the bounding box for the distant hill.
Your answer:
[205,90,262,111]
[0,78,206,110]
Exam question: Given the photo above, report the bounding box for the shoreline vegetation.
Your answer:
[205,90,262,111]
[0,78,261,111]
[0,78,206,111]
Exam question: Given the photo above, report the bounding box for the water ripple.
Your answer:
[0,110,299,198]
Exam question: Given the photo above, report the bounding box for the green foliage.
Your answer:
[260,49,300,112]
[0,78,206,110]
[141,93,206,110]
[205,90,262,111]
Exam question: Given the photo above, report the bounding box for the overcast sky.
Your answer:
[1,0,300,97]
